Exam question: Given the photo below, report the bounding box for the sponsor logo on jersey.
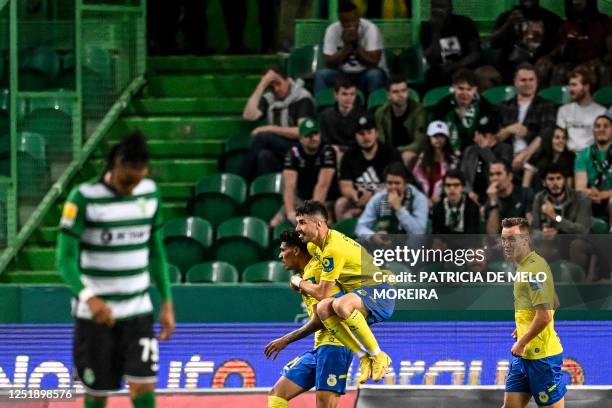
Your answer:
[327,374,337,387]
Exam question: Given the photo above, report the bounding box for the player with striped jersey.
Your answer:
[56,132,174,408]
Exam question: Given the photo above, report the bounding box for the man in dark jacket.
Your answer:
[432,169,480,234]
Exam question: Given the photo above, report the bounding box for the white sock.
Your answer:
[369,348,381,356]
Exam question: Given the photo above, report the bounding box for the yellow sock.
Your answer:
[344,309,380,355]
[322,316,366,357]
[268,395,288,408]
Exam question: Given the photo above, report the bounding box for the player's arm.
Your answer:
[264,305,325,360]
[512,304,553,357]
[293,278,335,301]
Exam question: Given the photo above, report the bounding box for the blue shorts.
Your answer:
[351,284,395,325]
[505,354,567,406]
[281,345,352,394]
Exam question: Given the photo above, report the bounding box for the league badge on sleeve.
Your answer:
[322,257,334,273]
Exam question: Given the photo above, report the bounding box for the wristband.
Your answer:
[78,288,94,303]
[290,275,303,289]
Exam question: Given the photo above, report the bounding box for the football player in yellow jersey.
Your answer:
[292,201,395,384]
[265,230,352,408]
[501,217,566,408]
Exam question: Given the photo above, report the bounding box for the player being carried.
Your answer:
[292,200,395,384]
[57,132,175,408]
[501,217,566,408]
[264,230,352,408]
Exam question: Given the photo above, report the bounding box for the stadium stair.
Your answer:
[2,54,283,284]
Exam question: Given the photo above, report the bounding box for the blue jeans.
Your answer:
[238,131,298,181]
[314,67,387,95]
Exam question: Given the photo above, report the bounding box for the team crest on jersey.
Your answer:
[322,257,334,272]
[60,202,78,228]
[538,391,549,403]
[327,374,337,387]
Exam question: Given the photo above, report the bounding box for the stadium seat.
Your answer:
[214,216,269,272]
[192,173,247,228]
[333,217,358,239]
[0,88,29,119]
[423,86,453,108]
[242,261,292,283]
[593,86,612,106]
[186,261,239,283]
[270,219,294,258]
[167,263,182,284]
[218,134,250,174]
[0,134,9,176]
[591,217,609,234]
[367,88,388,111]
[482,85,517,104]
[394,46,426,86]
[550,260,585,283]
[163,217,213,275]
[22,106,73,161]
[18,47,60,91]
[287,45,322,79]
[247,173,283,222]
[16,132,50,201]
[538,86,571,105]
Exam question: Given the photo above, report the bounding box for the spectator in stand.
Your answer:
[271,119,339,227]
[543,0,612,86]
[431,69,499,154]
[413,121,460,207]
[432,169,480,234]
[314,0,387,95]
[375,75,427,166]
[336,113,401,220]
[461,115,513,206]
[485,160,534,234]
[575,115,612,222]
[356,162,428,243]
[556,66,606,153]
[523,126,575,192]
[532,163,591,236]
[490,0,561,83]
[319,76,367,152]
[497,63,557,173]
[240,66,315,181]
[420,0,483,89]
[278,0,311,51]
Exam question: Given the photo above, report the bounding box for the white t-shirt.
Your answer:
[513,100,532,154]
[323,18,387,74]
[556,101,606,152]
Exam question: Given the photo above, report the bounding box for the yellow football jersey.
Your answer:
[514,251,563,359]
[301,256,343,348]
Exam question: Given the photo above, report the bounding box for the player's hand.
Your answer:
[87,297,115,327]
[511,340,525,357]
[264,337,289,360]
[159,301,175,341]
[511,329,518,340]
[290,274,303,292]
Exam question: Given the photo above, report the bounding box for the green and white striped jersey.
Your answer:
[59,178,163,320]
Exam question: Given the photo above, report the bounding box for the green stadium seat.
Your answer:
[167,263,182,283]
[186,261,239,283]
[550,260,585,283]
[214,216,269,272]
[333,217,358,239]
[163,217,213,275]
[192,173,247,228]
[22,107,73,161]
[0,88,29,119]
[482,85,517,105]
[16,132,50,201]
[270,219,294,258]
[247,173,283,222]
[538,86,571,105]
[243,261,292,283]
[218,134,250,174]
[18,47,60,91]
[423,86,452,108]
[395,46,426,86]
[482,45,502,66]
[367,88,388,111]
[591,217,609,234]
[593,86,612,106]
[287,45,322,79]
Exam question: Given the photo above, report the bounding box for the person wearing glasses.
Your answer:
[432,169,480,234]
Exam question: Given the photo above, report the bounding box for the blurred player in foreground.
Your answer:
[501,217,566,408]
[293,200,395,383]
[57,133,175,408]
[265,230,352,408]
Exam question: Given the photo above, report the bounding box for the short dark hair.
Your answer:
[334,76,356,92]
[388,75,407,89]
[540,163,565,180]
[338,0,357,13]
[501,217,530,233]
[569,65,594,88]
[106,131,149,170]
[383,161,409,182]
[443,169,465,186]
[279,230,308,255]
[514,62,538,78]
[265,65,288,79]
[489,159,512,175]
[295,200,329,221]
[452,68,478,87]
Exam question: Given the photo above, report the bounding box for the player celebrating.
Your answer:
[292,200,395,384]
[265,230,352,408]
[501,217,566,408]
[56,132,175,408]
